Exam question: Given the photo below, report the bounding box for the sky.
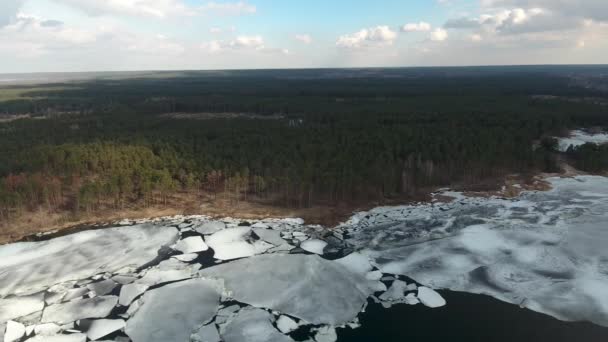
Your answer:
[0,0,607,73]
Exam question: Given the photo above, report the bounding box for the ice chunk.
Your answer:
[136,259,200,286]
[417,287,446,308]
[0,225,178,296]
[404,293,420,305]
[111,275,136,285]
[4,321,25,342]
[200,254,372,325]
[205,227,272,260]
[191,324,220,342]
[34,323,61,336]
[87,279,118,296]
[125,278,221,342]
[24,333,87,342]
[0,294,45,322]
[365,271,383,281]
[172,253,198,262]
[119,284,149,306]
[174,237,208,254]
[221,308,294,342]
[253,228,287,246]
[62,288,88,302]
[85,319,126,340]
[41,296,118,324]
[335,252,373,274]
[300,239,327,255]
[276,316,299,334]
[379,280,408,302]
[314,326,337,342]
[195,221,225,235]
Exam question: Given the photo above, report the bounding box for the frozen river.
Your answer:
[1,176,608,341]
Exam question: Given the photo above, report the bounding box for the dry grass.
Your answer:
[0,165,584,245]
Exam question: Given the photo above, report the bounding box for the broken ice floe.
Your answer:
[41,296,118,324]
[0,225,178,296]
[221,308,294,342]
[3,177,608,341]
[200,254,372,326]
[125,278,221,342]
[346,175,608,327]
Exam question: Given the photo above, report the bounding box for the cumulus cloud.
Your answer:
[48,0,195,18]
[401,22,432,32]
[202,35,267,53]
[482,0,608,22]
[445,17,481,29]
[295,34,312,44]
[430,28,449,41]
[199,1,256,16]
[35,0,255,19]
[336,26,397,49]
[0,14,97,57]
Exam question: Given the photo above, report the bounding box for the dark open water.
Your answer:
[338,291,608,342]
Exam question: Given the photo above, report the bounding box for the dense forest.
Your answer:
[1,67,607,225]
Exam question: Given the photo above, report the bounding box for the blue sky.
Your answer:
[0,0,606,72]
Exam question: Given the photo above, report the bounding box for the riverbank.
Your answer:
[0,171,559,245]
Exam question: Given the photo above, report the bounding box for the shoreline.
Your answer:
[2,169,565,245]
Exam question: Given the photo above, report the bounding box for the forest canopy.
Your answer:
[1,66,607,224]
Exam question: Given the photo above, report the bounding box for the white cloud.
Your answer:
[482,0,608,22]
[48,0,195,18]
[202,35,265,52]
[430,28,448,41]
[0,14,98,57]
[401,22,432,32]
[336,26,397,49]
[21,0,255,20]
[295,34,312,44]
[199,1,256,16]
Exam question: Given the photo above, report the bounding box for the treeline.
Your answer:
[566,143,608,173]
[1,68,608,224]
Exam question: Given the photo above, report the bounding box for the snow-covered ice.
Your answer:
[221,308,294,342]
[119,284,149,306]
[300,239,327,255]
[84,319,125,340]
[335,252,373,274]
[33,323,61,336]
[313,326,338,342]
[0,294,45,322]
[346,175,608,326]
[194,221,225,235]
[417,287,446,308]
[87,279,117,296]
[4,321,25,342]
[200,254,372,325]
[205,227,272,260]
[172,253,198,262]
[173,236,208,254]
[41,296,118,324]
[252,228,288,246]
[276,316,299,334]
[191,323,220,342]
[125,279,221,342]
[24,333,87,342]
[0,225,178,296]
